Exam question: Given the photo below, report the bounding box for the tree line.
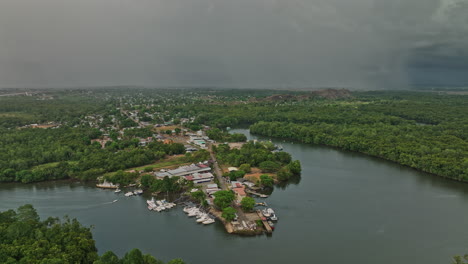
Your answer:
[0,205,185,264]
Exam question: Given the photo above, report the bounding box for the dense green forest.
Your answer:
[0,88,466,183]
[0,127,186,183]
[0,205,184,264]
[192,91,468,181]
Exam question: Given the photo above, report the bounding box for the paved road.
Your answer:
[208,143,227,190]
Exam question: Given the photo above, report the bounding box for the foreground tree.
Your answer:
[222,207,237,221]
[213,190,235,209]
[240,197,255,212]
[0,205,184,264]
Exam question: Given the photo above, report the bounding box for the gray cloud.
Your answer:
[0,0,467,89]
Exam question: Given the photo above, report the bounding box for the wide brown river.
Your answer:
[1,129,468,264]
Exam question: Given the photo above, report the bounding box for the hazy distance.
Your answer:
[0,0,467,89]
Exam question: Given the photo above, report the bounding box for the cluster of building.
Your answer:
[187,133,213,149]
[155,163,212,178]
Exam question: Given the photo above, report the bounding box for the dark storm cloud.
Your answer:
[0,0,467,88]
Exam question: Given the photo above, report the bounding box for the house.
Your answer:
[205,183,220,194]
[231,181,243,189]
[163,139,174,144]
[184,172,214,184]
[232,186,247,201]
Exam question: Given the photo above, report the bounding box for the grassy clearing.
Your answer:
[103,155,190,178]
[132,156,189,171]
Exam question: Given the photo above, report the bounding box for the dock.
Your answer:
[256,210,273,234]
[96,183,119,189]
[246,189,269,198]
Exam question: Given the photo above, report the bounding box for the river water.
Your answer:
[1,129,468,264]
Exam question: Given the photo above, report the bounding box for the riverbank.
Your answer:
[2,134,468,264]
[247,128,467,184]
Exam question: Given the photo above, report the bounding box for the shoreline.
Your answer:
[245,130,466,184]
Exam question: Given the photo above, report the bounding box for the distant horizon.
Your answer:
[0,84,467,91]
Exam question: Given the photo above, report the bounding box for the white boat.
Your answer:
[196,215,209,223]
[160,200,173,209]
[202,218,215,224]
[188,209,200,217]
[124,192,134,197]
[262,209,271,218]
[134,189,143,195]
[268,220,275,230]
[114,189,121,193]
[147,198,157,210]
[164,201,176,208]
[112,199,118,203]
[183,206,194,213]
[266,208,277,220]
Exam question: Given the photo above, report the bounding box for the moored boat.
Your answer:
[202,218,215,225]
[262,209,271,218]
[268,220,275,230]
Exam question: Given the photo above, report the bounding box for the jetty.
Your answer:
[96,181,119,189]
[246,189,269,198]
[256,210,273,234]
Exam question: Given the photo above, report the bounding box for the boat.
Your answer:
[202,218,215,225]
[188,209,200,217]
[183,206,194,213]
[124,192,134,197]
[160,200,175,209]
[133,189,143,195]
[114,189,121,193]
[268,220,275,230]
[147,198,157,210]
[112,199,118,203]
[262,209,271,218]
[266,208,277,220]
[196,214,209,223]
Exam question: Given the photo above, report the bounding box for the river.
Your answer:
[1,129,468,264]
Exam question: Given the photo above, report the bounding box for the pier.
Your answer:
[256,210,273,234]
[246,189,269,198]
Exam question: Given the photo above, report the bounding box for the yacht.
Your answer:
[196,214,209,223]
[267,208,278,221]
[262,208,271,218]
[188,209,200,217]
[114,189,121,193]
[147,198,157,210]
[183,206,194,213]
[202,218,215,225]
[268,220,275,230]
[124,192,134,197]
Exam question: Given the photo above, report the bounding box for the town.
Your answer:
[96,123,289,235]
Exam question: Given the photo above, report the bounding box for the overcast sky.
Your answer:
[0,0,467,89]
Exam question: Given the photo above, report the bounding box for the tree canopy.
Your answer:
[0,205,184,264]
